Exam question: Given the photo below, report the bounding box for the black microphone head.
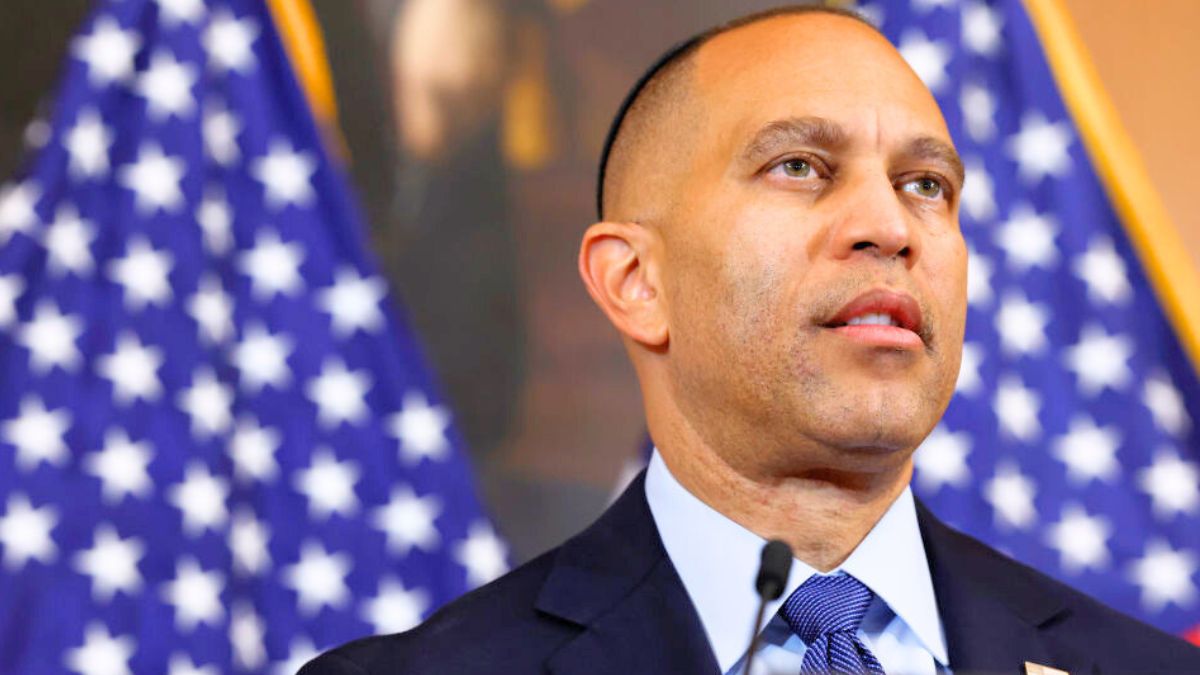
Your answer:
[755,539,793,601]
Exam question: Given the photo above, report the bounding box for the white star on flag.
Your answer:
[1142,371,1191,437]
[898,29,951,92]
[64,108,113,179]
[43,205,97,277]
[0,180,40,245]
[984,462,1038,530]
[913,425,972,492]
[135,50,199,120]
[966,247,994,308]
[373,485,442,555]
[960,157,996,222]
[203,10,259,73]
[995,292,1049,356]
[274,638,320,675]
[317,267,388,337]
[996,204,1058,271]
[23,118,51,150]
[1062,324,1134,396]
[196,188,234,256]
[168,654,218,675]
[294,448,361,520]
[117,144,187,215]
[993,376,1042,442]
[389,391,452,463]
[855,3,884,27]
[186,274,235,345]
[73,524,145,602]
[83,428,155,504]
[238,229,306,300]
[250,139,317,209]
[96,332,165,405]
[360,577,430,634]
[961,0,1002,56]
[282,541,352,616]
[1128,540,1198,612]
[64,623,135,675]
[1006,111,1073,183]
[17,300,84,373]
[1072,236,1132,305]
[230,603,267,671]
[453,521,509,588]
[1137,450,1200,520]
[231,322,293,391]
[305,359,372,428]
[71,16,140,86]
[0,274,24,329]
[229,507,271,577]
[1045,504,1112,574]
[177,368,234,439]
[167,462,230,537]
[161,557,225,631]
[955,342,984,396]
[107,236,175,310]
[912,0,956,12]
[960,83,997,142]
[154,0,205,26]
[1051,416,1121,485]
[0,493,59,570]
[202,102,241,167]
[1,395,72,472]
[227,416,281,484]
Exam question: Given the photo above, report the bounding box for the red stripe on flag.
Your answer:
[1185,623,1200,647]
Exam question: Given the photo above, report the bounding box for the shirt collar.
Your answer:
[644,449,948,672]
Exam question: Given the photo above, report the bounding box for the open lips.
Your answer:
[822,289,925,350]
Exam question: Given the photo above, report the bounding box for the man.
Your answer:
[303,6,1200,673]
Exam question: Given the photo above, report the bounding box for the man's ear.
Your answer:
[578,221,669,348]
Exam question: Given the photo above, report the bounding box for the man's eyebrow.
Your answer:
[902,136,965,189]
[740,117,850,161]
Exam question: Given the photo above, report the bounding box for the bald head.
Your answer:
[597,5,880,222]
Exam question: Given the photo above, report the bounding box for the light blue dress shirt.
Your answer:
[644,450,951,675]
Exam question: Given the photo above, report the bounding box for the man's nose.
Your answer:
[827,173,920,267]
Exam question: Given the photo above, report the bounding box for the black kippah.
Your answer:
[594,34,703,220]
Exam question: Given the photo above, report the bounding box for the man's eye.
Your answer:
[780,159,814,178]
[902,177,944,200]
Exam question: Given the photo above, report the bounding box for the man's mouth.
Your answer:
[820,289,926,350]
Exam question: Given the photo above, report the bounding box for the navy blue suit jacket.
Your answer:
[301,473,1200,674]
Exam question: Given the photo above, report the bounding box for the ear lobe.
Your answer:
[578,221,669,348]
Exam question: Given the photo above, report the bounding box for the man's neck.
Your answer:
[656,438,913,573]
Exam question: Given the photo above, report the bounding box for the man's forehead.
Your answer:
[692,12,895,75]
[689,13,951,144]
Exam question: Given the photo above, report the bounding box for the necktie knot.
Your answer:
[781,573,875,642]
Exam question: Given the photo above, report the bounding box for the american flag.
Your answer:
[857,0,1200,642]
[0,0,507,672]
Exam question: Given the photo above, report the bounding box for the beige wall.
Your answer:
[1063,0,1200,269]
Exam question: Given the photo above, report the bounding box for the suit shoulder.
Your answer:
[300,547,580,675]
[933,518,1200,667]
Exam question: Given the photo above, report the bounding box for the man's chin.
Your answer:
[798,405,938,465]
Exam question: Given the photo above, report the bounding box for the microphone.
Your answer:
[743,539,793,675]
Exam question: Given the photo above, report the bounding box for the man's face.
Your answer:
[659,15,967,475]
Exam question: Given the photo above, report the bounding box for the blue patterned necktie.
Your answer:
[781,573,887,675]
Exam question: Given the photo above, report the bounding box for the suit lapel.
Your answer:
[534,476,1105,674]
[917,502,1095,674]
[535,472,720,675]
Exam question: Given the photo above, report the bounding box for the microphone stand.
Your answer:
[743,540,792,675]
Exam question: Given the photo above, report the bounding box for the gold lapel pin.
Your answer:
[1024,661,1070,675]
